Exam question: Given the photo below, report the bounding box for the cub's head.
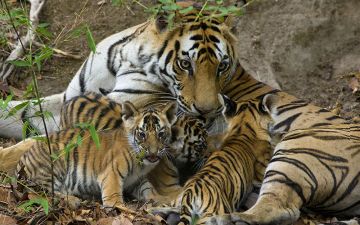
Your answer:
[155,6,238,118]
[122,101,177,165]
[171,115,208,164]
[219,94,274,139]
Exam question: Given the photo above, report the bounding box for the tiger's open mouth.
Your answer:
[144,154,160,163]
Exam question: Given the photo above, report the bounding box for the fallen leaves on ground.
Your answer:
[0,176,164,225]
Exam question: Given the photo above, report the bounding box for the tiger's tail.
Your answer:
[0,138,37,175]
[0,92,64,140]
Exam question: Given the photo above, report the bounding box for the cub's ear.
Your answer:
[155,12,169,33]
[163,102,178,125]
[122,101,139,121]
[261,93,278,114]
[218,94,237,118]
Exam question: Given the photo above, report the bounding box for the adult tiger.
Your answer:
[0,2,241,140]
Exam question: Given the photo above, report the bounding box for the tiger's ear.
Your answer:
[218,94,237,118]
[122,101,139,121]
[261,93,278,114]
[162,102,178,125]
[155,13,169,33]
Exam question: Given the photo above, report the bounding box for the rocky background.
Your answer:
[236,0,360,119]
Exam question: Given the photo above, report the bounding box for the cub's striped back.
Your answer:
[60,92,122,130]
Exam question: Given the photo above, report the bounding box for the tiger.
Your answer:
[152,92,358,225]
[12,101,180,212]
[0,1,242,140]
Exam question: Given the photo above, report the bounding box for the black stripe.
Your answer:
[276,103,308,115]
[118,70,147,76]
[190,35,203,41]
[272,112,302,132]
[157,40,168,58]
[79,59,88,93]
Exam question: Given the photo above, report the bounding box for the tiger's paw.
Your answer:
[147,205,181,225]
[205,214,233,225]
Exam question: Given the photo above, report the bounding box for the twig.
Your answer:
[33,41,82,59]
[0,0,45,81]
[7,41,82,60]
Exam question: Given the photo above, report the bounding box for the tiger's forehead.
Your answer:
[179,22,230,60]
[138,110,164,130]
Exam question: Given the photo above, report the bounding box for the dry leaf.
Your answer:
[97,0,107,5]
[117,216,133,225]
[349,76,360,93]
[0,214,17,225]
[97,216,133,225]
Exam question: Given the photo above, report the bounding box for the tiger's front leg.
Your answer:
[206,182,302,225]
[132,178,176,204]
[97,169,136,214]
[146,158,182,203]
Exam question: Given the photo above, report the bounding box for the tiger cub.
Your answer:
[15,101,178,210]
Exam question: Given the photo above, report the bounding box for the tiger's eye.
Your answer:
[218,61,229,72]
[178,59,192,70]
[137,131,146,140]
[158,130,166,140]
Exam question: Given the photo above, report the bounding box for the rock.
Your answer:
[235,0,360,113]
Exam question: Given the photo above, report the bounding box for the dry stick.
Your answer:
[7,41,82,60]
[2,0,56,215]
[0,0,45,81]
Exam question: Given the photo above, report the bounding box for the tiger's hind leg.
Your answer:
[0,138,37,174]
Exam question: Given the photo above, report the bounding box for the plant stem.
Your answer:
[2,0,55,212]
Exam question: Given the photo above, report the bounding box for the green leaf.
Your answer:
[32,136,47,142]
[19,197,49,215]
[69,26,86,38]
[63,142,77,159]
[76,133,83,146]
[22,121,30,140]
[85,26,96,53]
[5,101,29,119]
[162,3,180,12]
[36,26,53,39]
[179,6,194,14]
[7,59,31,67]
[0,93,13,110]
[111,0,124,6]
[42,111,54,120]
[89,125,100,149]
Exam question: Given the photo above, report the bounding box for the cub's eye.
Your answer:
[178,59,192,71]
[137,131,146,140]
[158,130,166,140]
[218,60,229,73]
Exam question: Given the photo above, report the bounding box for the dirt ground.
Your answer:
[0,0,359,224]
